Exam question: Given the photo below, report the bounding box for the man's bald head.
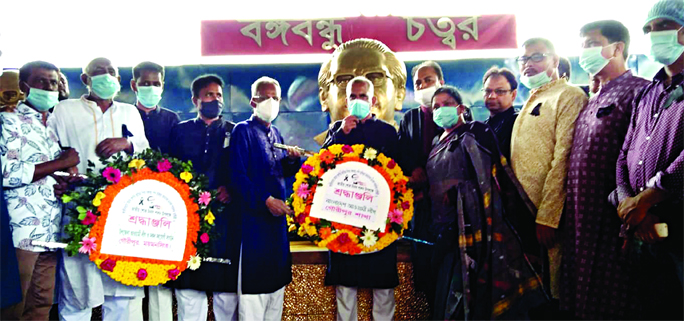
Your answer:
[83,57,118,77]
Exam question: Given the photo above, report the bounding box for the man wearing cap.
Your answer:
[614,1,684,319]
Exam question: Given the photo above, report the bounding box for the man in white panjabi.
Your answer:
[48,57,149,321]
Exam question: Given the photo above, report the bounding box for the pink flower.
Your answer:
[157,159,172,172]
[168,268,180,280]
[200,233,209,244]
[198,192,211,206]
[301,164,314,175]
[389,209,403,224]
[296,183,310,199]
[337,233,350,245]
[78,236,97,254]
[100,258,116,272]
[102,167,121,184]
[137,268,148,280]
[387,159,396,169]
[342,145,353,154]
[81,211,97,225]
[296,213,306,224]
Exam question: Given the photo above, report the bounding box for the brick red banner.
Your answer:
[201,15,517,55]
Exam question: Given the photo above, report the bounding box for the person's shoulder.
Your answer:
[174,118,197,129]
[52,98,83,115]
[232,120,252,134]
[401,107,421,122]
[559,82,589,98]
[158,106,180,117]
[329,119,343,131]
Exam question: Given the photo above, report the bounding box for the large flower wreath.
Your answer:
[61,149,221,286]
[287,144,413,254]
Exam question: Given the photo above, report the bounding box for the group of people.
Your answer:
[1,0,683,320]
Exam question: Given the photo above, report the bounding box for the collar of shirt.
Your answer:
[248,114,273,134]
[593,70,635,107]
[193,116,225,128]
[138,104,161,116]
[654,67,684,90]
[486,106,515,124]
[530,77,566,96]
[16,102,47,122]
[420,105,431,115]
[79,94,119,115]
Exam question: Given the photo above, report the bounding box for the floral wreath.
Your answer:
[287,144,413,254]
[62,149,220,286]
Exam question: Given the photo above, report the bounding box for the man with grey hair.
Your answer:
[230,76,303,320]
[49,57,149,321]
[510,38,587,316]
[322,76,400,321]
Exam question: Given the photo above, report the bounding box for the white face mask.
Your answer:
[414,85,439,106]
[254,98,279,123]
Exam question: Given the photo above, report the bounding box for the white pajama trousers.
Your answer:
[335,286,395,321]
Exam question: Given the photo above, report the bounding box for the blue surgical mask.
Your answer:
[520,71,552,89]
[433,106,460,129]
[136,86,163,108]
[26,87,59,111]
[90,74,120,100]
[579,45,614,75]
[199,100,223,119]
[348,99,371,119]
[647,28,684,66]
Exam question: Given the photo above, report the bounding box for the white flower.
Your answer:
[361,231,378,247]
[187,255,202,270]
[363,148,378,161]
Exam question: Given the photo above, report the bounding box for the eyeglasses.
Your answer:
[481,89,512,96]
[253,95,281,102]
[515,53,548,64]
[329,72,391,89]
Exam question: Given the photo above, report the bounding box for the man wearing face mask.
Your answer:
[131,62,179,155]
[166,74,237,321]
[230,76,303,321]
[0,61,80,321]
[614,1,684,319]
[510,38,588,308]
[482,66,518,161]
[397,60,443,315]
[49,57,149,321]
[127,62,178,321]
[559,20,650,320]
[322,76,399,321]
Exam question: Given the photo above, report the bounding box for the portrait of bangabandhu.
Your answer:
[316,38,407,145]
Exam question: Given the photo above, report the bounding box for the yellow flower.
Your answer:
[304,223,317,236]
[352,144,364,155]
[327,144,343,155]
[92,192,106,207]
[204,210,215,225]
[180,172,193,183]
[128,159,146,169]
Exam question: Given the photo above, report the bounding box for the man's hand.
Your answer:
[635,214,666,244]
[285,146,304,159]
[96,138,131,159]
[617,188,666,226]
[536,224,557,248]
[409,167,428,185]
[51,168,82,197]
[340,115,359,134]
[217,186,231,203]
[265,196,293,217]
[57,148,80,169]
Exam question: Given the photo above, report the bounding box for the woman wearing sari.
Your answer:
[426,86,548,319]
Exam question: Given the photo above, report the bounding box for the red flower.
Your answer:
[137,268,148,280]
[301,164,314,174]
[387,159,396,169]
[296,213,307,224]
[100,258,116,272]
[402,201,410,210]
[337,233,350,245]
[342,145,353,154]
[320,151,335,164]
[81,211,97,225]
[168,268,180,280]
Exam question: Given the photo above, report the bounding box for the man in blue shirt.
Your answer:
[230,76,303,321]
[130,62,180,155]
[165,74,237,321]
